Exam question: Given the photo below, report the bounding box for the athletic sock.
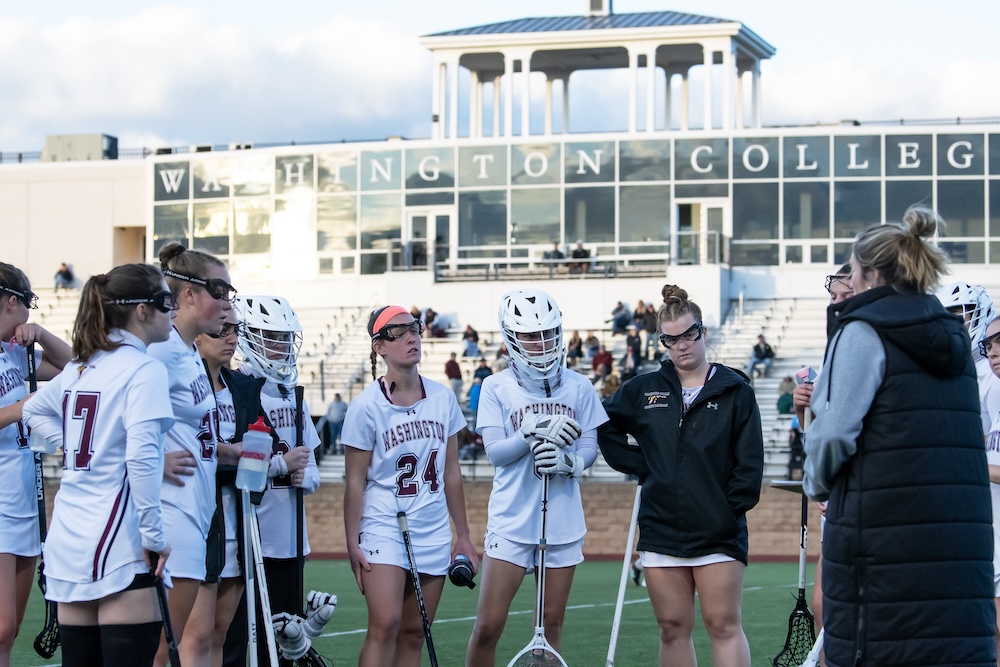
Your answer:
[59,624,103,667]
[100,622,163,667]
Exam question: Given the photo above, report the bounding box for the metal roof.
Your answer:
[425,11,735,37]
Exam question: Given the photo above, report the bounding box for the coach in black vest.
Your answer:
[804,206,996,667]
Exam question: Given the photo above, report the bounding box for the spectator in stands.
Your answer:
[592,344,613,384]
[566,330,583,368]
[468,377,482,415]
[600,373,621,398]
[625,325,642,370]
[776,375,795,415]
[744,334,774,378]
[473,357,492,382]
[569,241,590,274]
[632,300,646,331]
[458,427,485,462]
[641,303,658,360]
[609,301,632,335]
[462,324,481,357]
[493,343,510,373]
[788,416,804,480]
[53,262,74,289]
[584,331,600,359]
[422,306,438,337]
[620,347,638,382]
[543,242,565,270]
[445,352,463,400]
[318,392,349,454]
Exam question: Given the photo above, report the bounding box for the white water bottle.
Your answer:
[236,417,271,492]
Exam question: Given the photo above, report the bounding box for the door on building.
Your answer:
[404,209,454,270]
[675,199,729,265]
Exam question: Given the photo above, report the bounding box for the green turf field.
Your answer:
[12,559,816,666]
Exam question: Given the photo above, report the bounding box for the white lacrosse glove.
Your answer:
[532,441,584,478]
[533,414,582,448]
[303,590,338,639]
[272,612,310,660]
[518,411,542,448]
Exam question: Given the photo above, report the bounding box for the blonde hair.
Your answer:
[657,284,703,324]
[852,206,949,294]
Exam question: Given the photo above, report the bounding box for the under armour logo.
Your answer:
[406,409,417,415]
[366,548,380,556]
[707,402,719,410]
[489,542,499,551]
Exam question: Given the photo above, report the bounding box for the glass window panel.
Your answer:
[834,136,880,177]
[193,159,231,199]
[317,152,357,193]
[783,182,829,240]
[731,242,778,266]
[783,136,829,179]
[512,143,561,185]
[785,245,803,264]
[233,198,270,254]
[359,194,401,250]
[511,188,560,245]
[154,162,190,201]
[458,146,507,187]
[886,135,932,177]
[992,241,1000,263]
[459,191,507,246]
[620,185,670,243]
[733,183,778,240]
[733,137,779,179]
[885,180,932,223]
[834,242,853,265]
[360,252,387,275]
[833,181,880,238]
[675,183,728,199]
[317,196,357,251]
[991,136,1000,176]
[811,245,829,263]
[406,147,455,189]
[565,187,614,243]
[939,241,984,264]
[620,140,671,181]
[360,150,402,191]
[232,155,272,197]
[192,202,230,255]
[991,181,1000,236]
[341,256,356,273]
[674,138,729,181]
[318,257,334,274]
[153,204,189,254]
[405,191,454,206]
[565,141,615,184]
[937,134,984,176]
[275,154,315,196]
[937,180,985,237]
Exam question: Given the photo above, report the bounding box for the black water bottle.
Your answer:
[448,554,476,589]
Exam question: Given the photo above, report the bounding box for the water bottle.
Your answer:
[448,554,476,589]
[236,417,271,492]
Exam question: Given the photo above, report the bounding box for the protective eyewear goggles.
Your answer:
[659,321,704,349]
[373,320,424,342]
[825,274,851,293]
[162,269,237,302]
[107,290,179,313]
[1,285,38,309]
[206,322,244,339]
[978,331,1000,357]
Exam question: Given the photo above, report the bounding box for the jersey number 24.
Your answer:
[395,450,440,497]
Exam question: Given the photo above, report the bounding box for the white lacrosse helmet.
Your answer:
[936,282,996,350]
[498,288,564,394]
[235,295,303,387]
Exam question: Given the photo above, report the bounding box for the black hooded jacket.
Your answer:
[816,285,995,667]
[598,361,763,564]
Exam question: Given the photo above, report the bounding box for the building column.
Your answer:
[431,56,443,140]
[628,48,638,133]
[520,53,531,137]
[735,64,746,130]
[664,70,672,130]
[504,54,514,137]
[681,69,690,131]
[469,69,480,138]
[448,56,460,139]
[544,75,553,136]
[645,49,657,132]
[702,42,713,130]
[752,58,762,128]
[492,74,501,137]
[561,74,570,133]
[721,42,734,131]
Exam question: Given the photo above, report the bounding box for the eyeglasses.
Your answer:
[373,320,424,342]
[659,321,704,349]
[978,331,1000,357]
[825,275,852,293]
[106,290,179,313]
[162,269,237,302]
[206,322,244,339]
[1,285,38,310]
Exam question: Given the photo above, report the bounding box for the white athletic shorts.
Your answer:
[0,511,40,557]
[483,532,584,572]
[639,551,735,568]
[45,560,152,603]
[358,532,450,576]
[163,506,207,581]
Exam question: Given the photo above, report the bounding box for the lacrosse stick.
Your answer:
[800,628,824,667]
[153,568,182,667]
[294,386,306,616]
[241,490,261,667]
[397,511,439,667]
[245,491,280,667]
[26,343,60,658]
[505,474,568,667]
[606,483,641,667]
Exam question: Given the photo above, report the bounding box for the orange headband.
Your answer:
[372,305,410,338]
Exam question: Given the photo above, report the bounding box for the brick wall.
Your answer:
[302,480,822,561]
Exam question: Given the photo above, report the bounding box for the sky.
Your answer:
[1,1,997,152]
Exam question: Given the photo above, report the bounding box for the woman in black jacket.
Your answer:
[599,284,763,667]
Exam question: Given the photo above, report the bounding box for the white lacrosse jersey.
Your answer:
[977,355,1000,435]
[342,376,465,548]
[22,335,174,590]
[0,341,39,525]
[214,384,239,549]
[986,410,1000,580]
[148,328,218,538]
[256,380,321,559]
[476,369,608,545]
